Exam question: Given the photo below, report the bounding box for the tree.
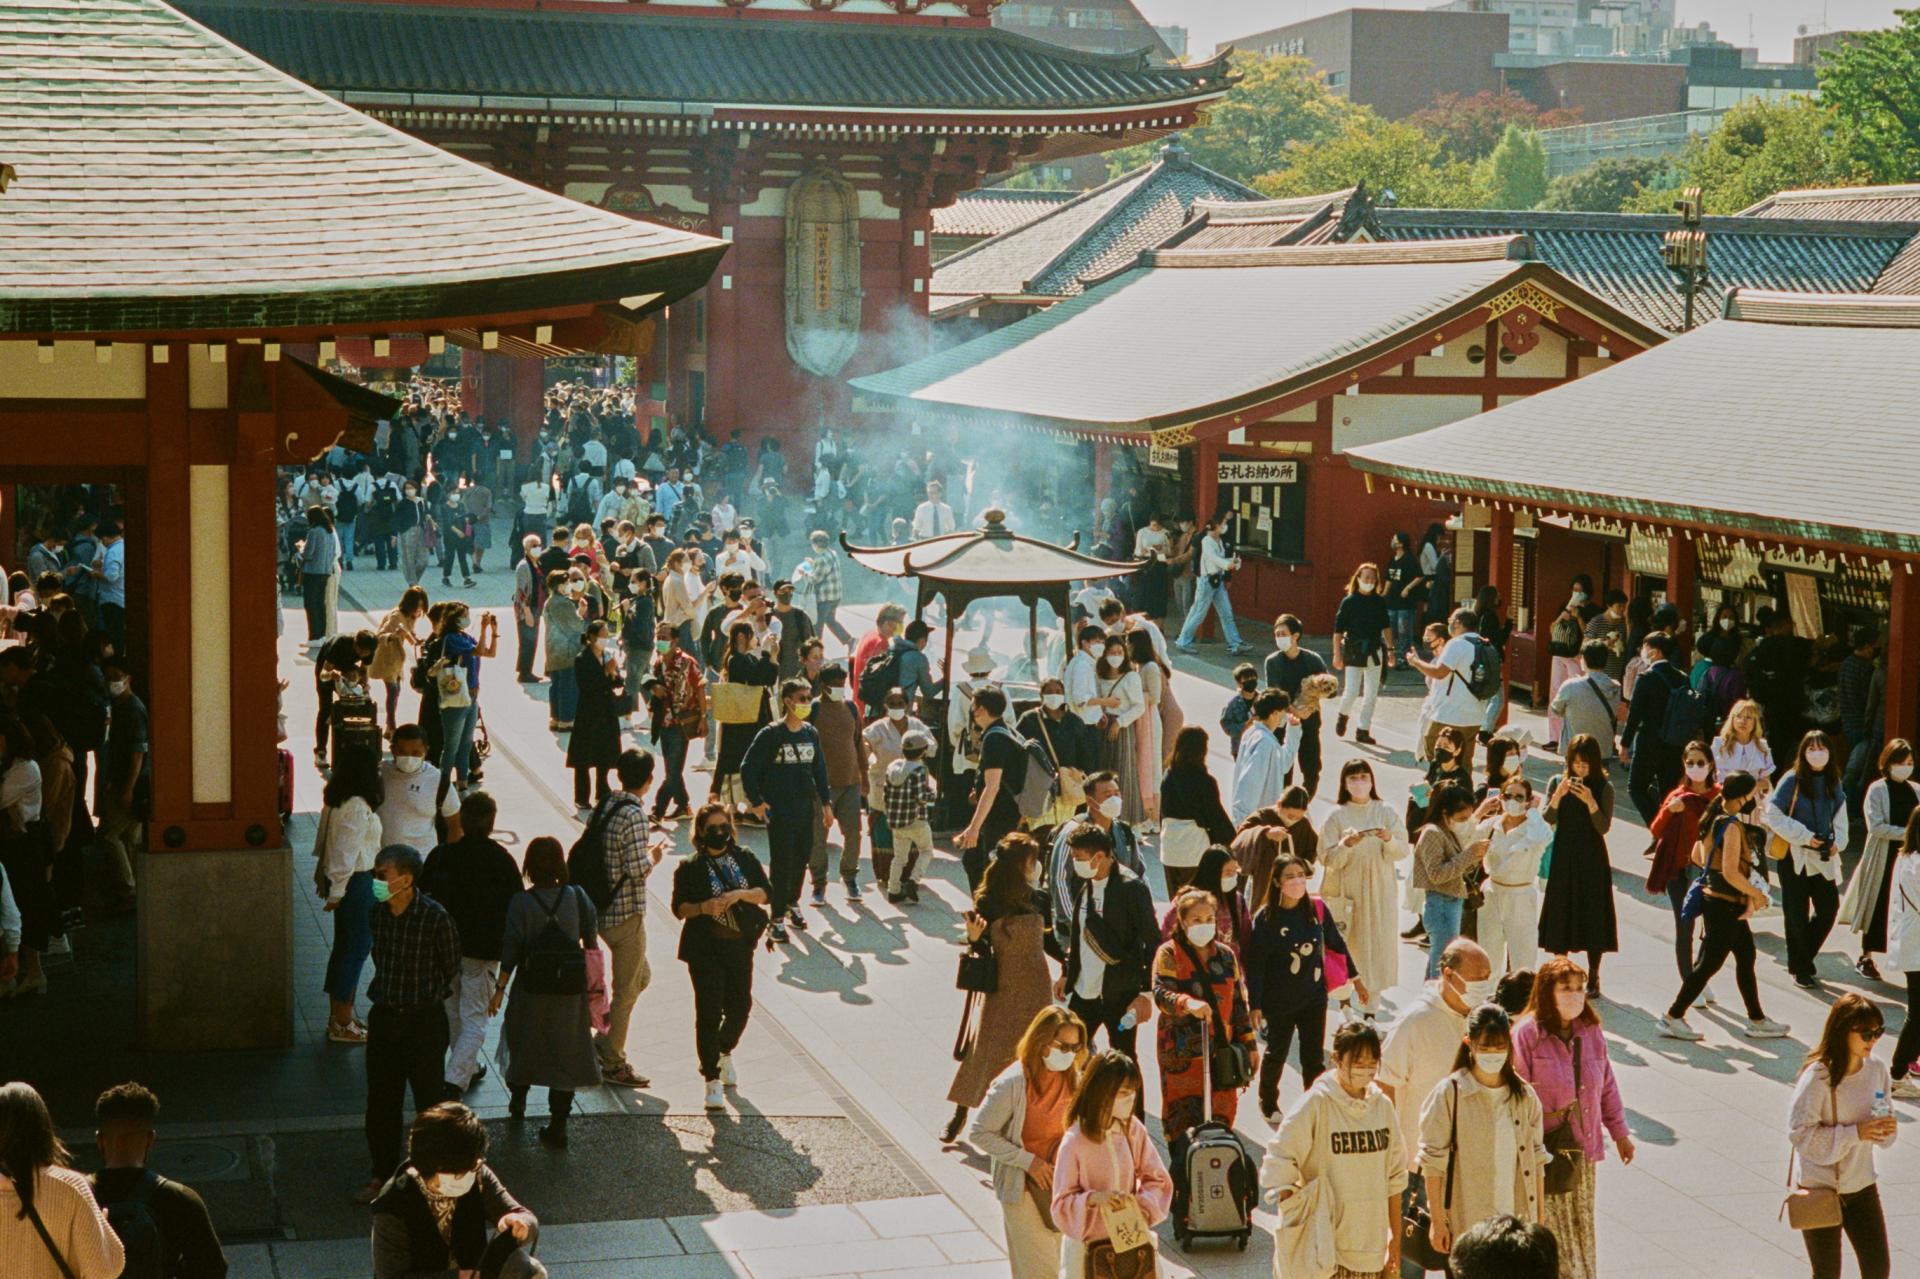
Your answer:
[1104,53,1356,185]
[1816,11,1920,183]
[1410,90,1582,163]
[996,165,1074,192]
[1538,155,1671,212]
[1623,97,1862,214]
[1258,112,1487,208]
[1481,124,1550,209]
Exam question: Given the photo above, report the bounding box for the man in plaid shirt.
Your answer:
[800,531,855,651]
[357,843,462,1204]
[593,749,662,1088]
[882,729,937,904]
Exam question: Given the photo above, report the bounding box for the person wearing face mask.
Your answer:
[565,620,625,808]
[1470,776,1551,980]
[768,580,815,681]
[1619,633,1695,823]
[1054,824,1157,1059]
[1512,959,1636,1279]
[1247,853,1368,1120]
[1411,783,1487,977]
[1334,561,1393,744]
[1050,1050,1174,1272]
[370,1103,542,1278]
[945,835,1055,1142]
[806,666,869,904]
[1543,575,1599,750]
[1017,677,1096,830]
[1538,735,1618,999]
[1158,726,1236,897]
[1219,662,1262,759]
[1660,772,1791,1041]
[1150,888,1259,1152]
[1418,1005,1546,1260]
[879,731,938,904]
[673,802,773,1109]
[1158,845,1251,951]
[1645,743,1719,985]
[1265,613,1329,795]
[542,570,587,731]
[1063,622,1107,729]
[1764,730,1852,988]
[433,603,496,793]
[1265,1021,1407,1279]
[967,1007,1088,1278]
[955,687,1028,891]
[863,690,930,889]
[1320,760,1410,1015]
[1839,739,1918,982]
[1047,772,1144,937]
[1377,937,1492,1277]
[377,724,464,855]
[741,678,831,944]
[646,622,707,822]
[1229,689,1300,827]
[356,844,462,1206]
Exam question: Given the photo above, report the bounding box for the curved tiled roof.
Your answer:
[934,190,1080,240]
[176,0,1231,115]
[1740,184,1920,222]
[0,0,727,336]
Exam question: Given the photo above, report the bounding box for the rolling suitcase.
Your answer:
[329,694,381,772]
[1172,1020,1255,1252]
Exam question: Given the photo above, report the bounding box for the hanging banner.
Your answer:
[1217,459,1297,484]
[1149,442,1181,471]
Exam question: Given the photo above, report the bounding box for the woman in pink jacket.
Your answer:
[1512,957,1636,1279]
[1051,1050,1174,1273]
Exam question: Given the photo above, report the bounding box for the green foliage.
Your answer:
[1104,53,1355,185]
[1410,91,1583,163]
[997,165,1075,192]
[1816,11,1920,183]
[1622,97,1860,214]
[1481,124,1550,209]
[1258,113,1487,209]
[1538,156,1672,212]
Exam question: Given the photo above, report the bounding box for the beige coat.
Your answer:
[1418,1071,1547,1239]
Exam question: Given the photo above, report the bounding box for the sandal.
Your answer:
[328,1020,369,1045]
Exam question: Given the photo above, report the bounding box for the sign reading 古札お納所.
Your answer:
[1217,459,1298,485]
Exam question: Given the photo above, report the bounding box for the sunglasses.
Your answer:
[1853,1025,1885,1043]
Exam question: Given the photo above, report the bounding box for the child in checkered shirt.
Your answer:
[883,730,938,904]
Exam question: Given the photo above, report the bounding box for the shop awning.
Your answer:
[1346,290,1920,558]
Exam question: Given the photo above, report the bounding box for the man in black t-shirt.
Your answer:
[89,1082,228,1279]
[1264,613,1329,798]
[956,685,1024,892]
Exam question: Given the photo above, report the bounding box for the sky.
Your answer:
[1134,0,1905,62]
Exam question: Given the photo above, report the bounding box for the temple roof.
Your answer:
[1346,291,1920,557]
[1739,183,1920,222]
[842,511,1141,585]
[0,0,727,337]
[1163,190,1362,250]
[931,145,1262,311]
[934,189,1080,241]
[175,0,1231,119]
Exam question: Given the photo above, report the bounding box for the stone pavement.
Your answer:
[8,555,1915,1279]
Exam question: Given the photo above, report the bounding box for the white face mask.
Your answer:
[1072,857,1098,880]
[1569,590,1588,605]
[886,707,906,722]
[1893,764,1915,782]
[1341,1062,1378,1091]
[1452,818,1477,841]
[1461,975,1499,1007]
[1719,617,1735,631]
[1358,580,1377,594]
[1082,643,1102,657]
[1185,921,1217,947]
[1473,1051,1509,1077]
[1044,1047,1077,1073]
[1806,750,1831,770]
[1042,693,1066,710]
[1503,797,1527,817]
[1684,762,1710,783]
[1275,633,1295,652]
[108,679,130,697]
[1111,1092,1136,1122]
[829,686,851,702]
[1345,776,1372,801]
[1098,795,1124,821]
[393,754,425,775]
[1219,873,1239,893]
[431,1169,477,1198]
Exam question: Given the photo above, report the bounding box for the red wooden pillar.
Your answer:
[1488,504,1515,731]
[144,346,193,837]
[508,355,543,441]
[1194,438,1220,525]
[1886,566,1920,745]
[705,201,742,435]
[1667,533,1699,662]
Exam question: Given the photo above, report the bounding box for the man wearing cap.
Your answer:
[771,579,817,680]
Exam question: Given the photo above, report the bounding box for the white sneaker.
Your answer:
[718,1053,737,1087]
[704,1079,726,1111]
[1744,1017,1791,1039]
[1659,1015,1704,1041]
[1890,1078,1920,1101]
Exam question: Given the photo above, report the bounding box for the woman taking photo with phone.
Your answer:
[1538,734,1618,999]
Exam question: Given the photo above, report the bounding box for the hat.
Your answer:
[963,648,996,677]
[901,729,936,754]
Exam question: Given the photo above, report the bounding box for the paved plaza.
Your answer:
[14,561,1917,1279]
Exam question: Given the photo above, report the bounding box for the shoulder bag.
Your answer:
[1175,933,1253,1091]
[1085,1134,1158,1279]
[1400,1079,1459,1272]
[23,1196,82,1279]
[710,678,765,725]
[1781,1083,1845,1231]
[433,653,472,709]
[1766,775,1799,862]
[951,990,983,1064]
[957,920,999,993]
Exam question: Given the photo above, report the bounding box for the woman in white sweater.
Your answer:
[1264,1020,1406,1278]
[319,750,385,1045]
[1788,994,1897,1279]
[0,1083,124,1279]
[1472,775,1553,977]
[1318,760,1409,1015]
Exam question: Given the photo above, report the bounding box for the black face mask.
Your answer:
[701,828,732,850]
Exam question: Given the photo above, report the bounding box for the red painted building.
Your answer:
[181,0,1231,452]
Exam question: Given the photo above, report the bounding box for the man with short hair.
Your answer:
[1622,631,1691,822]
[809,665,869,903]
[744,679,832,944]
[592,749,662,1088]
[1377,938,1492,1279]
[1582,588,1631,681]
[771,579,816,680]
[99,657,149,912]
[1549,640,1621,771]
[1220,663,1261,758]
[799,530,855,650]
[357,843,462,1205]
[1230,689,1299,826]
[1448,1214,1559,1279]
[89,1082,228,1279]
[1048,771,1144,938]
[910,479,956,540]
[1405,607,1489,777]
[1053,823,1156,1060]
[513,533,545,683]
[954,685,1023,890]
[851,603,906,717]
[1063,622,1106,727]
[314,628,378,769]
[419,791,522,1096]
[1097,599,1168,667]
[378,725,463,851]
[95,519,128,653]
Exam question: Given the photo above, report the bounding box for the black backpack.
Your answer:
[1659,667,1714,748]
[518,886,588,996]
[95,1170,165,1279]
[565,476,594,524]
[857,645,905,709]
[984,724,1056,822]
[1462,636,1502,701]
[567,795,631,912]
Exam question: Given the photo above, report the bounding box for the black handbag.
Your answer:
[1400,1079,1459,1272]
[956,922,998,993]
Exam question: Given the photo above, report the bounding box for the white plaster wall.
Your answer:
[188,346,228,410]
[1331,394,1483,453]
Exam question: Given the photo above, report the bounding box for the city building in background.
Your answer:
[992,0,1175,59]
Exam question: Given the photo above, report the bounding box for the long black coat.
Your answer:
[566,647,624,770]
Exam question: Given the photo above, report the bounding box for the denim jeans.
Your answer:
[1423,892,1465,978]
[438,699,480,788]
[549,666,579,724]
[654,724,690,815]
[1388,608,1418,669]
[1175,577,1243,649]
[325,870,375,1002]
[335,517,358,569]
